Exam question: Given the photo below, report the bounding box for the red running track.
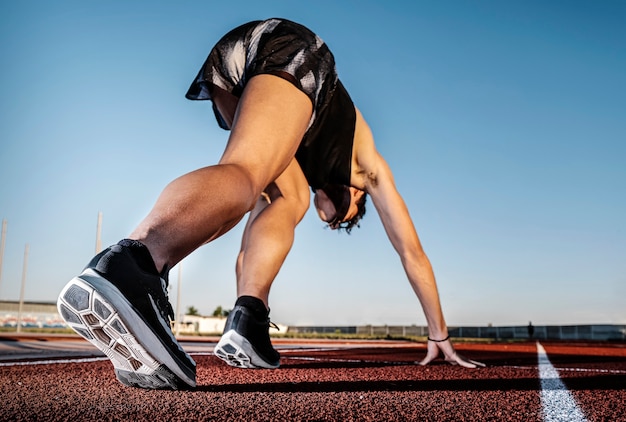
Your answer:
[0,335,624,421]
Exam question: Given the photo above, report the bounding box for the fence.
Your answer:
[288,324,626,341]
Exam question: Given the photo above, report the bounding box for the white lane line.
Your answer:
[506,364,626,375]
[0,357,108,367]
[537,342,588,422]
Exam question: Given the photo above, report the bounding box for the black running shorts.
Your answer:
[185,18,338,131]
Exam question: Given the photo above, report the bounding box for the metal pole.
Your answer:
[0,219,7,298]
[175,263,182,336]
[95,211,103,254]
[16,243,29,333]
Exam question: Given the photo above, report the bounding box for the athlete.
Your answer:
[57,18,483,390]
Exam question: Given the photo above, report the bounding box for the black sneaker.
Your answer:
[214,297,280,369]
[57,240,196,389]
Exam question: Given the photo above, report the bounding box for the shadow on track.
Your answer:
[196,374,625,393]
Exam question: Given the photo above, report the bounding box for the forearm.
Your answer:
[402,252,449,338]
[353,135,450,339]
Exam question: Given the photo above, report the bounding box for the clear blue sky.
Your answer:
[1,1,624,327]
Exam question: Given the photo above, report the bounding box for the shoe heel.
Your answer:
[57,269,196,389]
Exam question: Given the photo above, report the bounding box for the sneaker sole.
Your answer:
[214,330,279,369]
[57,269,196,389]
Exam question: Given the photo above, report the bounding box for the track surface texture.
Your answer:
[1,335,624,421]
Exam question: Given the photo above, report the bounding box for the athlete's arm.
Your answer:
[352,109,484,368]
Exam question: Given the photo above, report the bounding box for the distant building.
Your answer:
[173,315,288,335]
[174,315,227,334]
[0,300,65,328]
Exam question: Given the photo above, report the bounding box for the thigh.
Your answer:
[218,74,313,194]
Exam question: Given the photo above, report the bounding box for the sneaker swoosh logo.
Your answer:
[147,294,176,334]
[147,294,189,356]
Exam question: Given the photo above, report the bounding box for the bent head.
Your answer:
[314,184,367,233]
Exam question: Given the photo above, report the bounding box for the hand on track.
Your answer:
[418,338,486,368]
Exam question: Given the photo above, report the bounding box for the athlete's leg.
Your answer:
[215,158,309,368]
[235,158,310,308]
[129,75,312,272]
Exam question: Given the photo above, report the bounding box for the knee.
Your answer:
[222,163,267,211]
[278,187,309,225]
[293,188,310,222]
[263,178,310,223]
